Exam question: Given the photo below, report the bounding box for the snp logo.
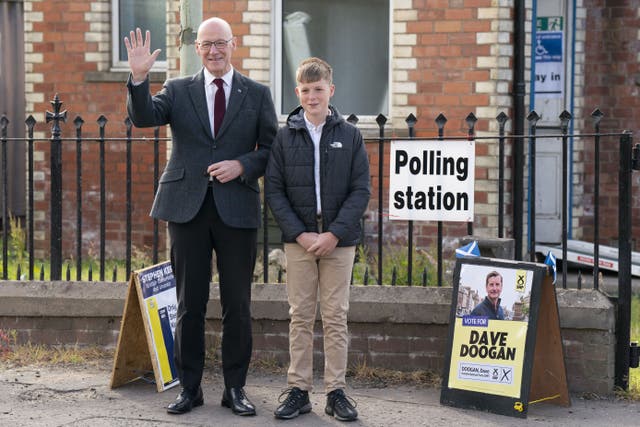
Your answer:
[515,270,527,293]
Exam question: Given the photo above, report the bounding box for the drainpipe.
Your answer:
[180,0,202,76]
[512,0,526,260]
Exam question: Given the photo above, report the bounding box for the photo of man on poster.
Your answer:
[470,271,505,320]
[455,266,531,322]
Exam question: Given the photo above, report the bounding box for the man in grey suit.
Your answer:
[124,17,278,416]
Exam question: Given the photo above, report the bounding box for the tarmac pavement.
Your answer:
[1,362,640,427]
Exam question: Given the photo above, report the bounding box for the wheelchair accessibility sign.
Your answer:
[534,31,563,99]
[535,32,562,63]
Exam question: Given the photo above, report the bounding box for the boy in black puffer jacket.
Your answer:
[265,57,370,422]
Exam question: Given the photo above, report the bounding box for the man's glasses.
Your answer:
[198,39,233,51]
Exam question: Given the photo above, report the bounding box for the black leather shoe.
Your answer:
[325,389,358,421]
[274,387,312,419]
[166,387,204,414]
[221,387,256,416]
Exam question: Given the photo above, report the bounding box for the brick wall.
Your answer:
[25,0,166,259]
[22,0,636,263]
[368,1,516,249]
[581,0,640,249]
[22,0,519,262]
[0,282,617,395]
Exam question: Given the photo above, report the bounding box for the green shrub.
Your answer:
[352,244,441,286]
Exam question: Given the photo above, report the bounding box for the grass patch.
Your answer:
[0,216,154,281]
[351,244,442,286]
[0,342,113,369]
[347,358,440,388]
[0,339,440,389]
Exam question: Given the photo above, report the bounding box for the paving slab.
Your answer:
[1,363,640,426]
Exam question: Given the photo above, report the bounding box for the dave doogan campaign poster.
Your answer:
[447,262,533,398]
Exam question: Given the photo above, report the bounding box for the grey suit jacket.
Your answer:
[127,70,278,228]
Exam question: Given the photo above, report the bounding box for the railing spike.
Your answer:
[591,108,604,126]
[73,116,84,128]
[435,113,447,129]
[496,111,509,125]
[25,115,36,128]
[465,112,477,129]
[559,110,572,133]
[527,111,540,125]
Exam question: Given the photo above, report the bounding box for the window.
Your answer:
[277,0,390,116]
[112,0,166,70]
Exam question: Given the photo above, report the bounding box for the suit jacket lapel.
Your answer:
[217,71,248,139]
[187,70,214,140]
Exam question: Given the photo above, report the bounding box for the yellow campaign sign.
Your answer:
[111,261,180,392]
[441,257,570,419]
[448,318,527,398]
[146,297,174,385]
[136,262,179,391]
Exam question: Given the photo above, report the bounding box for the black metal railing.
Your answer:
[0,94,638,388]
[0,96,635,289]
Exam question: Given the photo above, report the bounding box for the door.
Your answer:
[0,0,26,218]
[532,0,573,243]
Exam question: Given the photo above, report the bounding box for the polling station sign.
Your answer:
[440,257,570,418]
[389,140,475,221]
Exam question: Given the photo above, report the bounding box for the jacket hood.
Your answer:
[286,105,345,131]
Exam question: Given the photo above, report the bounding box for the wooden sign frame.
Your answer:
[440,256,569,418]
[110,261,180,392]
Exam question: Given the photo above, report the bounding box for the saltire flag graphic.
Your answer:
[455,241,480,258]
[544,251,557,284]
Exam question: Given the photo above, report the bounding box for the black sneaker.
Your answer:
[274,387,312,420]
[325,389,358,421]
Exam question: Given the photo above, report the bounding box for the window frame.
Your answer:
[271,0,393,121]
[110,0,167,72]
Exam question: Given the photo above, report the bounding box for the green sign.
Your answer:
[536,17,563,31]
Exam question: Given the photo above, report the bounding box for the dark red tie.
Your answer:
[213,78,226,136]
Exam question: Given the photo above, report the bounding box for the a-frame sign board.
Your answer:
[440,257,569,418]
[110,261,180,392]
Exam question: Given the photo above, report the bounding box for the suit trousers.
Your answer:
[168,189,256,392]
[283,242,356,393]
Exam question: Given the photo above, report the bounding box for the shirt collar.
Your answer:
[303,109,331,133]
[204,67,234,88]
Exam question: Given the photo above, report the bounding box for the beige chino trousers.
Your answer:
[283,242,356,393]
